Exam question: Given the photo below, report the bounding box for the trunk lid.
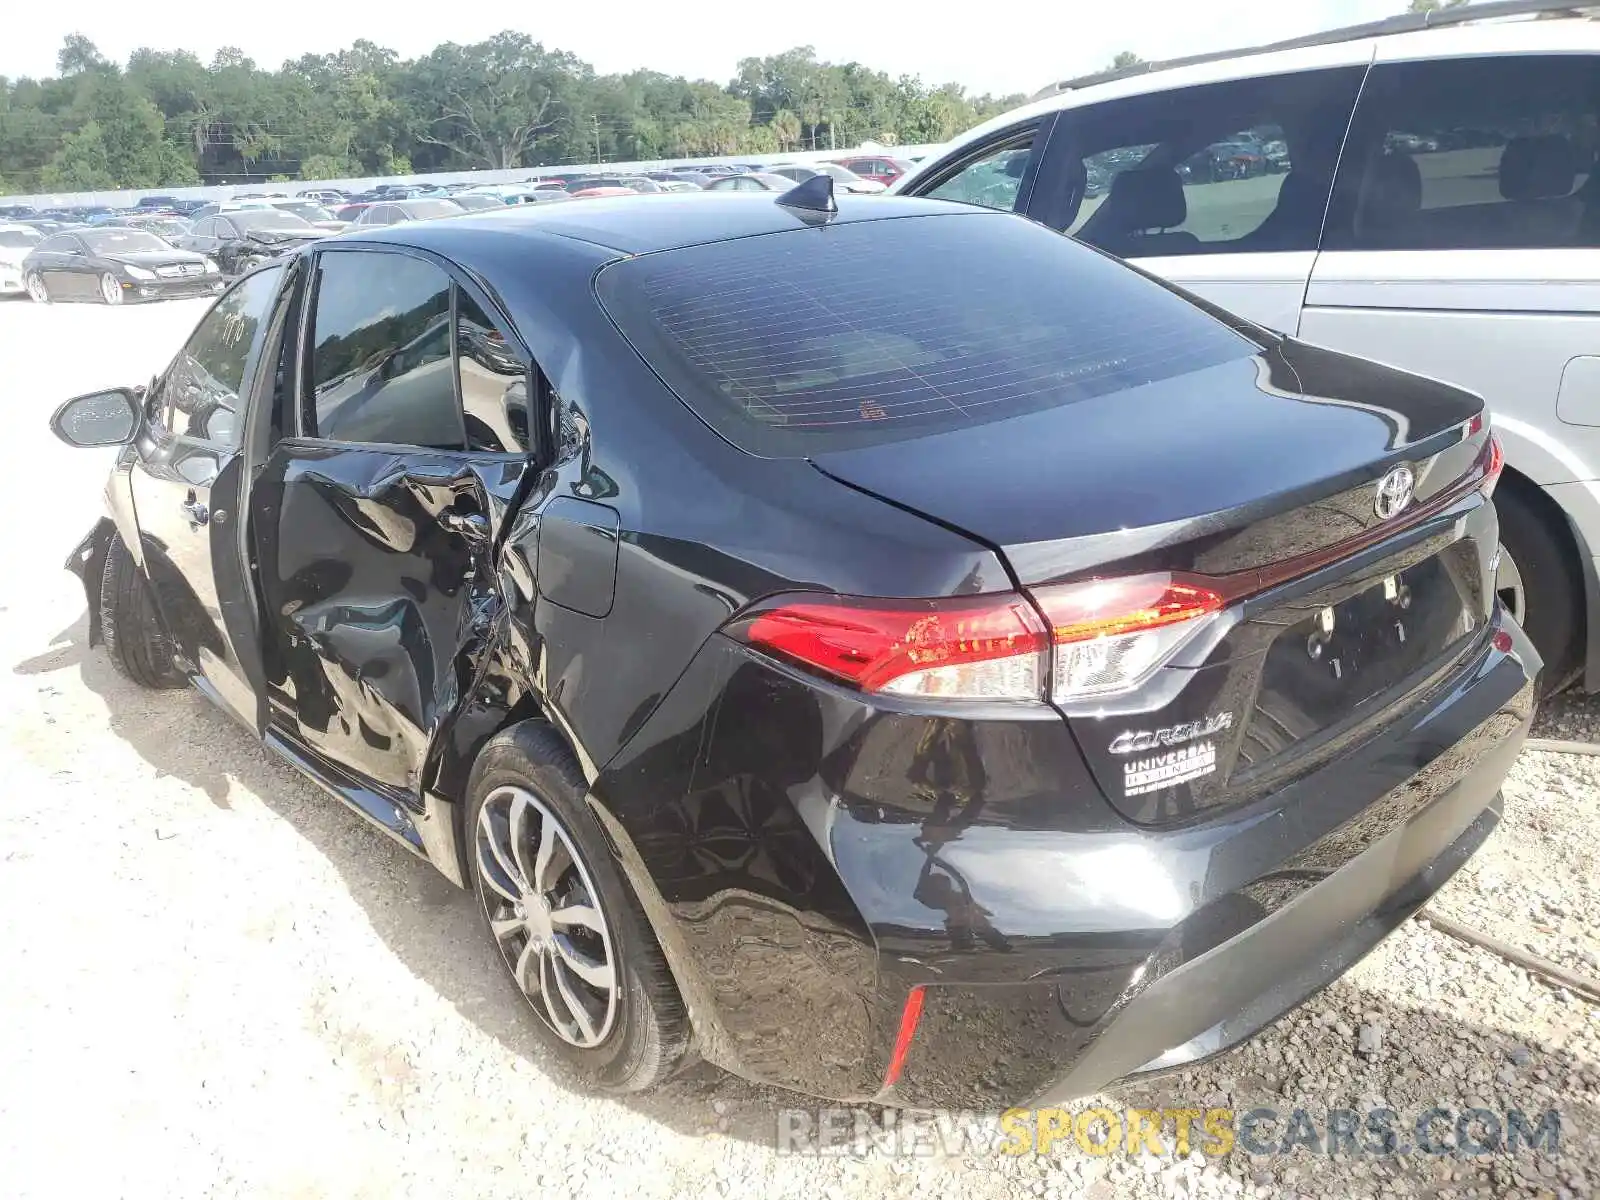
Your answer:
[813,339,1498,824]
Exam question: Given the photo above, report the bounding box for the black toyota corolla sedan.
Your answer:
[48,185,1536,1106]
[23,226,222,304]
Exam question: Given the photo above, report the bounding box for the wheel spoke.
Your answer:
[478,803,526,895]
[508,791,538,896]
[534,830,572,895]
[476,839,521,904]
[553,933,615,991]
[548,903,604,933]
[514,936,542,994]
[489,914,524,941]
[551,957,600,1044]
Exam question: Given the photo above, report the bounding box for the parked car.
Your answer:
[351,198,467,227]
[136,195,182,211]
[267,199,349,231]
[703,172,801,193]
[895,0,1600,696]
[108,214,192,241]
[47,191,1534,1107]
[0,222,42,295]
[298,189,348,205]
[767,163,886,194]
[570,186,639,199]
[831,155,917,186]
[177,210,329,275]
[22,227,220,303]
[449,193,509,212]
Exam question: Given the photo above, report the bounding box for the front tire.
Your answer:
[1495,481,1583,697]
[99,273,124,305]
[99,536,186,689]
[466,722,690,1092]
[25,272,50,303]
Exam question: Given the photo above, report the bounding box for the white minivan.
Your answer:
[894,0,1599,695]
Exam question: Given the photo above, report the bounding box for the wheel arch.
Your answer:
[1496,463,1595,692]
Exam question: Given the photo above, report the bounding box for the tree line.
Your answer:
[0,34,1026,195]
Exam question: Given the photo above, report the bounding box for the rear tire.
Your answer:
[1495,481,1583,697]
[99,536,186,689]
[465,721,690,1093]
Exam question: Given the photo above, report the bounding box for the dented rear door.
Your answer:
[252,246,536,809]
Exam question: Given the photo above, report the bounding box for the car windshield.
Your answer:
[598,212,1255,457]
[452,194,506,210]
[232,210,315,231]
[80,229,168,253]
[817,165,863,182]
[403,199,464,218]
[0,229,40,249]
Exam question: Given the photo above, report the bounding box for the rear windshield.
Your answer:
[597,211,1257,456]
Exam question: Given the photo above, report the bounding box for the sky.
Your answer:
[3,0,1405,97]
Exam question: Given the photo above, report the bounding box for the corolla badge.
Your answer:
[1109,712,1234,756]
[1374,466,1415,520]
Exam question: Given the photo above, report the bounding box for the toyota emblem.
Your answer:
[1374,467,1415,520]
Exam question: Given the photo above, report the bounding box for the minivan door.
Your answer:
[1029,61,1370,334]
[1301,49,1600,666]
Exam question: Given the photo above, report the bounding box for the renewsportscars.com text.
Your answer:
[775,1106,1563,1159]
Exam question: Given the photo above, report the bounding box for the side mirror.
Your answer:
[49,387,141,447]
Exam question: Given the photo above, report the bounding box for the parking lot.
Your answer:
[0,294,1595,1199]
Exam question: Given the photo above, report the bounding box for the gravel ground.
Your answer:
[0,295,1594,1199]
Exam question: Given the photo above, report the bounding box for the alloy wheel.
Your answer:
[25,273,49,304]
[100,273,123,305]
[474,785,618,1047]
[1495,543,1526,626]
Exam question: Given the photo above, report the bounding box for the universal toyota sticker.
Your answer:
[1123,741,1218,797]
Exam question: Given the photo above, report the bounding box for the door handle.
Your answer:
[182,492,209,527]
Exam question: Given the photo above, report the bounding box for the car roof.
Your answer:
[907,3,1598,188]
[348,191,980,256]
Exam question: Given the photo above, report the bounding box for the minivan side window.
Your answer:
[1324,55,1598,252]
[1047,68,1366,258]
[306,250,465,449]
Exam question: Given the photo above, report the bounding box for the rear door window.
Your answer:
[1324,54,1599,251]
[1041,68,1365,257]
[596,210,1255,457]
[305,249,463,448]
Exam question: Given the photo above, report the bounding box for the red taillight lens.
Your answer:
[1482,432,1504,499]
[733,577,1224,704]
[737,593,1049,700]
[1033,575,1224,702]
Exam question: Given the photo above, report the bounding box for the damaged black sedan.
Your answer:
[175,208,329,276]
[51,188,1537,1106]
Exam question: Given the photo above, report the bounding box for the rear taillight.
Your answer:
[1033,575,1224,702]
[1482,432,1504,499]
[732,575,1223,704]
[737,594,1048,701]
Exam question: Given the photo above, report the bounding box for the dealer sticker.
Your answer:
[1124,741,1217,796]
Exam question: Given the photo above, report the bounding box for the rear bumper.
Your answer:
[881,613,1536,1108]
[596,607,1536,1106]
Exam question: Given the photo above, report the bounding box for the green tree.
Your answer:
[299,152,354,181]
[40,121,116,189]
[1407,0,1470,10]
[1109,51,1146,70]
[404,33,586,169]
[770,107,801,151]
